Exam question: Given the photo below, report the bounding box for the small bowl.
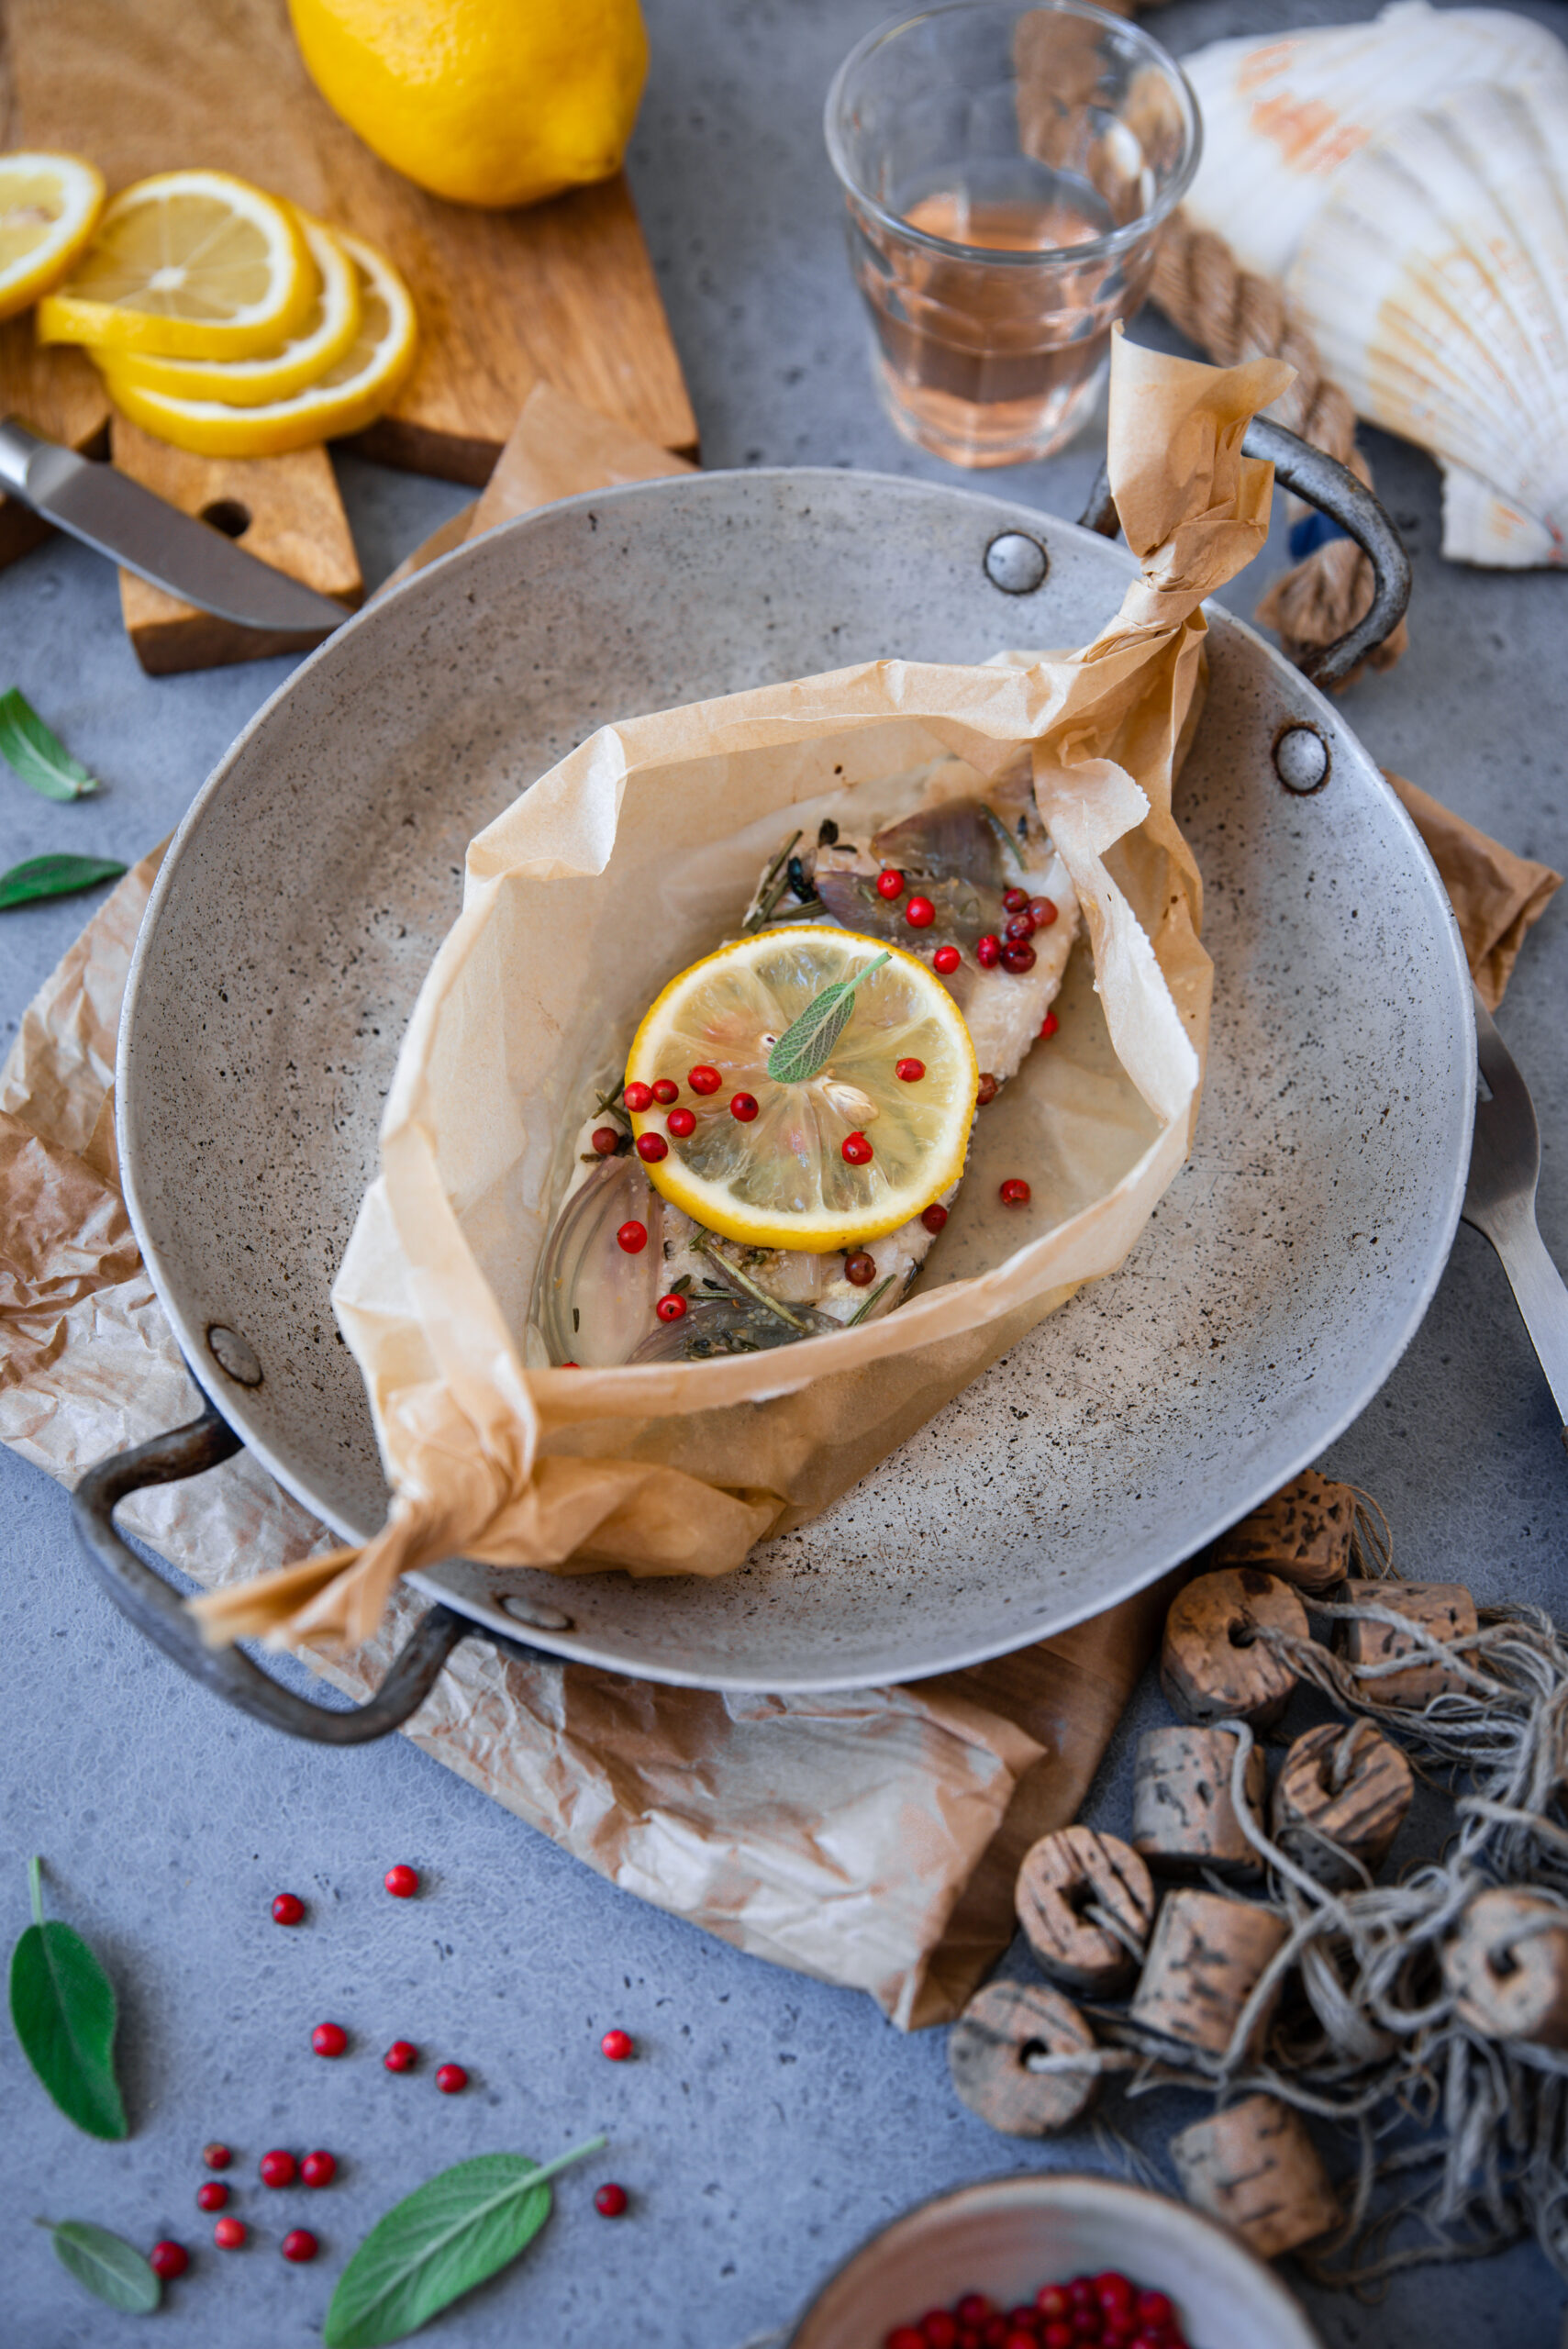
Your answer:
[784,2172,1323,2349]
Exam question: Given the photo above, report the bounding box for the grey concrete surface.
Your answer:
[4,0,1567,2343]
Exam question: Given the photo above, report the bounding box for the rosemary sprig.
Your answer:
[594,1081,631,1131]
[741,830,803,933]
[692,1232,806,1331]
[983,804,1028,870]
[847,1274,895,1327]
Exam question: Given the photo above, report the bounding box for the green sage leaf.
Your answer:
[50,2221,160,2313]
[8,1859,128,2141]
[0,853,127,911]
[323,2135,605,2348]
[766,950,890,1085]
[0,688,99,799]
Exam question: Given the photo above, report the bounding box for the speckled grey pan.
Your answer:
[116,468,1473,1693]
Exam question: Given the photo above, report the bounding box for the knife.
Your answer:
[0,416,349,639]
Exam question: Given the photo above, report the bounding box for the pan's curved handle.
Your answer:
[72,1401,556,1744]
[1077,416,1411,692]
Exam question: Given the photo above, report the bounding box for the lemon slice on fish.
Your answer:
[0,153,106,323]
[103,215,361,406]
[37,170,315,358]
[627,928,978,1252]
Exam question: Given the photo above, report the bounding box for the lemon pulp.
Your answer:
[105,215,361,406]
[0,153,105,322]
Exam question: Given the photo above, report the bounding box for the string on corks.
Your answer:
[952,1473,1568,2295]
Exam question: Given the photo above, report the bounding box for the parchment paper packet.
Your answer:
[190,335,1295,1652]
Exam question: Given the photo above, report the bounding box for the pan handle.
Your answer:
[71,1400,556,1744]
[1077,415,1411,692]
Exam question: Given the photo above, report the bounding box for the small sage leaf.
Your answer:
[0,853,127,911]
[9,1858,128,2141]
[323,2135,605,2348]
[0,687,99,799]
[50,2221,160,2314]
[766,950,890,1086]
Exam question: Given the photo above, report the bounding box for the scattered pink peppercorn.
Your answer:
[895,1057,926,1083]
[435,2064,468,2095]
[1002,941,1036,974]
[667,1106,695,1138]
[932,943,962,974]
[213,2218,246,2252]
[635,1132,668,1163]
[271,1893,305,1927]
[196,2182,228,2212]
[999,1178,1032,1206]
[905,895,936,929]
[260,2150,297,2189]
[956,2299,995,2327]
[887,2330,925,2349]
[149,2241,188,2280]
[841,1131,873,1165]
[594,2182,628,2217]
[301,2151,337,2189]
[1029,896,1058,927]
[384,2041,417,2073]
[281,2230,317,2264]
[875,868,905,900]
[600,2028,634,2061]
[311,2022,348,2058]
[922,2315,960,2349]
[921,1204,949,1235]
[202,2143,232,2171]
[384,1863,418,1898]
[975,933,1001,967]
[1040,1008,1059,1040]
[688,1064,722,1095]
[560,1361,579,1367]
[1002,886,1029,914]
[591,1127,620,1156]
[1005,911,1035,941]
[729,1092,759,1122]
[975,1073,999,1105]
[843,1251,876,1287]
[1035,2286,1069,2320]
[651,1077,680,1105]
[656,1294,688,1323]
[616,1219,648,1254]
[622,1081,653,1113]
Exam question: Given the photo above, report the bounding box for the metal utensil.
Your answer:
[0,416,348,639]
[1462,985,1568,1447]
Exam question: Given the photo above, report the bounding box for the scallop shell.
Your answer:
[1182,2,1568,281]
[1179,3,1568,567]
[1288,81,1568,567]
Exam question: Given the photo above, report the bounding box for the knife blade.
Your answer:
[0,416,349,639]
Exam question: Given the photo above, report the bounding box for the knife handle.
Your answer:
[0,415,45,500]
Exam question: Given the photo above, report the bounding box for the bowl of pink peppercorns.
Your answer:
[784,2173,1322,2349]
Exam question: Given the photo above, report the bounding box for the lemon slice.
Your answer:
[105,215,361,406]
[627,928,979,1252]
[96,230,417,457]
[37,169,314,358]
[0,153,106,322]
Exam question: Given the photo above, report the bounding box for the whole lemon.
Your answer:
[287,0,650,210]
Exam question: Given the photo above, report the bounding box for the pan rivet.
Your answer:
[498,1592,574,1634]
[984,531,1049,596]
[1273,724,1330,795]
[206,1323,263,1386]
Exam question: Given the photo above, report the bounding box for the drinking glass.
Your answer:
[825,0,1201,466]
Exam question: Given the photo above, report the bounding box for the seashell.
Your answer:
[1182,2,1568,282]
[1288,82,1568,567]
[1179,3,1568,567]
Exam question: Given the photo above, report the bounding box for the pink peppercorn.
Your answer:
[905,896,936,929]
[616,1219,648,1254]
[595,2182,628,2217]
[920,1203,948,1235]
[149,2241,188,2280]
[667,1106,695,1137]
[601,2028,634,2061]
[688,1064,722,1094]
[1029,896,1058,927]
[876,869,905,900]
[260,2149,297,2189]
[651,1078,680,1105]
[384,2040,417,2073]
[312,2022,348,2058]
[932,943,962,974]
[635,1132,668,1163]
[202,2143,232,2171]
[301,2151,337,2188]
[195,2182,228,2213]
[975,934,1001,967]
[622,1082,653,1113]
[435,2063,468,2094]
[384,1864,418,1898]
[729,1093,759,1122]
[281,2229,317,2264]
[591,1127,620,1156]
[213,2218,246,2251]
[1000,1178,1031,1206]
[1001,941,1036,974]
[271,1892,305,1926]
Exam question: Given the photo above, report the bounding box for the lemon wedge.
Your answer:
[627,928,978,1252]
[97,231,417,458]
[0,152,106,322]
[37,169,315,358]
[104,215,360,406]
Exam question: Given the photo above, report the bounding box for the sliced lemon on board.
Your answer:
[627,927,979,1252]
[98,231,416,457]
[0,152,106,322]
[105,214,360,406]
[37,169,314,358]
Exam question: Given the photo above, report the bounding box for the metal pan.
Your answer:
[78,433,1467,1741]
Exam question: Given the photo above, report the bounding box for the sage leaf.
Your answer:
[49,2221,160,2314]
[766,950,890,1086]
[0,853,127,911]
[9,1858,128,2141]
[0,687,99,799]
[323,2134,605,2348]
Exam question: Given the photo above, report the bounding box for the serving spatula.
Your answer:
[1462,985,1568,1451]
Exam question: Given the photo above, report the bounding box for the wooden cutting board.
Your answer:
[0,0,697,662]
